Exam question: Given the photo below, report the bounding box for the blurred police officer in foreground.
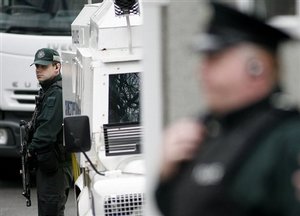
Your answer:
[155,2,300,216]
[29,48,72,216]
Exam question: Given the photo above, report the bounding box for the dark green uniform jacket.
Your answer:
[156,91,300,216]
[28,74,71,167]
[29,74,63,153]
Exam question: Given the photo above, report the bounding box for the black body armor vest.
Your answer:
[156,99,299,216]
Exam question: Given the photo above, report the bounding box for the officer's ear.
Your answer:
[56,63,61,70]
[246,58,264,77]
[54,63,61,74]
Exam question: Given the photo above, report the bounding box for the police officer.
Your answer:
[155,2,300,216]
[29,48,72,216]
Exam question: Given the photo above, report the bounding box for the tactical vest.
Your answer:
[158,104,299,216]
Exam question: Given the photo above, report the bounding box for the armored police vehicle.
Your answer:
[62,0,145,215]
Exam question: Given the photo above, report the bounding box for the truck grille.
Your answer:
[103,122,142,156]
[104,193,144,216]
[13,90,38,105]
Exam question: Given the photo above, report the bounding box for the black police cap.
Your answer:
[195,2,292,53]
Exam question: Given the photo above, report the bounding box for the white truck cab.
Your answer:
[0,0,84,158]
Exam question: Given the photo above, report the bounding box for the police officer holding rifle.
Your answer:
[20,48,72,216]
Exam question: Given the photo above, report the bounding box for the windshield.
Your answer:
[0,0,85,35]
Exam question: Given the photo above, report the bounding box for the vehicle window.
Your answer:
[109,73,140,124]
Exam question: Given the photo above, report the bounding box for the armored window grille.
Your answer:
[103,122,142,156]
[104,193,145,216]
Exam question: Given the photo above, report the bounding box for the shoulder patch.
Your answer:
[46,96,56,107]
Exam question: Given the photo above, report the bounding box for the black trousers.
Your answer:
[36,165,73,216]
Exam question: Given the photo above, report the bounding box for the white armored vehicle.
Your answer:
[62,0,145,215]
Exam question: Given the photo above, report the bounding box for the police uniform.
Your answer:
[155,3,300,216]
[29,48,72,216]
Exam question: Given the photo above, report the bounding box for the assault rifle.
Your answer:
[19,91,42,207]
[19,119,33,207]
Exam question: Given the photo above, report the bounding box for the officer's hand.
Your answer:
[160,118,206,181]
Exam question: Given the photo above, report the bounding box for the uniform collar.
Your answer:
[40,73,62,91]
[202,87,282,134]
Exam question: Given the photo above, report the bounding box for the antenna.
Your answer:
[113,0,140,54]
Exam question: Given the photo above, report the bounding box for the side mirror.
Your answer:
[64,115,91,153]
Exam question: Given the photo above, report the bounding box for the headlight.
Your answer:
[0,129,8,145]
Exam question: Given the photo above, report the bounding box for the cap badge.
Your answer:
[37,50,45,59]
